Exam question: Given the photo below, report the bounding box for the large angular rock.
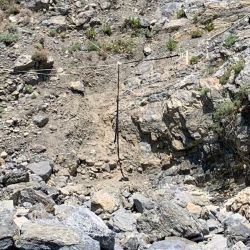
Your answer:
[91,190,119,214]
[224,213,250,247]
[0,200,16,250]
[55,205,115,250]
[137,199,208,241]
[148,237,201,250]
[0,168,29,186]
[108,209,137,233]
[69,81,85,95]
[26,161,53,181]
[14,55,35,72]
[15,222,100,250]
[132,193,154,213]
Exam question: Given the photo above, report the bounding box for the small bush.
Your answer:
[86,27,97,40]
[232,60,245,75]
[102,23,112,36]
[105,38,135,55]
[207,66,217,75]
[199,87,210,96]
[236,85,250,101]
[205,21,214,32]
[224,34,237,48]
[124,17,141,30]
[0,33,19,45]
[190,56,200,65]
[219,60,245,85]
[213,100,236,121]
[166,37,177,52]
[219,68,231,85]
[191,29,203,38]
[48,29,58,37]
[87,41,100,51]
[32,49,48,63]
[176,9,186,19]
[24,84,33,94]
[68,42,82,53]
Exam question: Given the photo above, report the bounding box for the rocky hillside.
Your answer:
[0,0,250,249]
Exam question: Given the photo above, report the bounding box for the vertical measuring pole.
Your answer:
[114,62,127,180]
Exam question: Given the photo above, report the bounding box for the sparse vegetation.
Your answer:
[190,56,200,65]
[124,17,141,30]
[199,87,211,96]
[67,42,82,53]
[205,21,214,32]
[0,107,4,118]
[86,27,97,40]
[219,60,245,85]
[87,41,100,51]
[0,33,19,45]
[213,100,236,121]
[24,85,34,94]
[105,38,135,56]
[176,9,186,19]
[102,23,112,36]
[191,29,203,38]
[48,29,58,37]
[207,66,217,75]
[224,34,237,48]
[166,37,178,52]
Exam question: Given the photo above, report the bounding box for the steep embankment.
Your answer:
[0,0,250,249]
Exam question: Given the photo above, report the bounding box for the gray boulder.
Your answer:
[15,222,100,250]
[137,200,207,241]
[0,168,29,186]
[55,205,115,250]
[132,193,154,213]
[0,200,16,250]
[224,213,250,247]
[148,237,201,250]
[108,209,137,233]
[14,55,35,72]
[26,161,53,181]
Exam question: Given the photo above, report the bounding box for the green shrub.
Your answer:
[236,85,250,101]
[48,29,58,37]
[232,60,245,75]
[190,56,200,65]
[0,33,19,45]
[219,60,245,85]
[87,41,100,51]
[166,37,177,52]
[199,87,210,96]
[224,34,237,48]
[105,38,135,55]
[24,84,33,94]
[205,21,214,32]
[68,42,82,53]
[176,9,186,19]
[86,27,97,40]
[207,66,217,75]
[213,100,236,121]
[219,68,231,85]
[102,23,112,36]
[191,29,203,38]
[124,17,141,30]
